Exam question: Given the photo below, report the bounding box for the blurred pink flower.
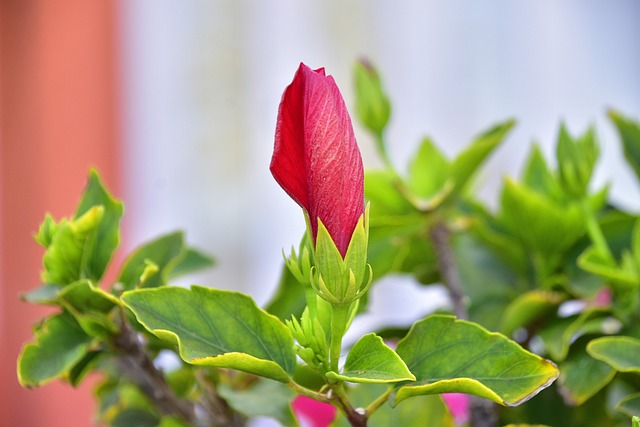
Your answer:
[292,395,337,427]
[441,393,470,425]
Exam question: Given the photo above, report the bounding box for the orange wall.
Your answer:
[0,1,120,425]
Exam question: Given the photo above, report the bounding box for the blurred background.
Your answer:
[1,1,639,425]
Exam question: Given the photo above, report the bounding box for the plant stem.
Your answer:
[329,303,351,373]
[332,383,368,427]
[429,220,498,427]
[113,312,199,423]
[365,387,392,415]
[113,310,242,427]
[429,220,467,320]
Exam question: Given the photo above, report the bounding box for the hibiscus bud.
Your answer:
[271,63,370,305]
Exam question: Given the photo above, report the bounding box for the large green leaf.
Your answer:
[332,383,455,427]
[117,232,186,291]
[73,169,124,282]
[609,109,640,181]
[18,311,93,387]
[394,315,558,407]
[121,286,296,382]
[557,344,615,406]
[327,333,415,384]
[587,336,640,373]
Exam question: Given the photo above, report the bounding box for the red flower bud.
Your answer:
[271,63,365,257]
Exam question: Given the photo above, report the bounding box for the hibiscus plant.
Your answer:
[17,61,640,427]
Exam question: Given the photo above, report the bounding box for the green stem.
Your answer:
[305,287,318,320]
[332,383,368,427]
[364,387,392,416]
[375,132,392,170]
[329,303,351,373]
[581,197,615,266]
[288,381,332,404]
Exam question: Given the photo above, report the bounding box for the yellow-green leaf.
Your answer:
[394,315,558,407]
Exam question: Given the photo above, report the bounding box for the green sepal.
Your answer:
[394,315,558,407]
[121,286,296,383]
[311,207,371,305]
[17,311,93,387]
[284,233,314,286]
[326,333,415,384]
[286,308,328,370]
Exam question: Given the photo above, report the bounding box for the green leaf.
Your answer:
[218,379,297,426]
[557,344,615,406]
[616,393,640,418]
[122,286,296,382]
[41,206,104,285]
[353,59,391,139]
[500,290,566,337]
[394,315,558,407]
[500,179,584,258]
[522,144,564,202]
[57,280,120,336]
[609,109,640,181]
[327,333,415,384]
[20,284,63,304]
[408,137,450,200]
[167,247,215,280]
[59,279,120,313]
[538,309,615,362]
[74,169,124,282]
[587,336,640,373]
[333,383,455,427]
[18,311,93,387]
[634,415,640,427]
[449,119,515,197]
[158,416,193,427]
[117,232,186,291]
[556,123,598,198]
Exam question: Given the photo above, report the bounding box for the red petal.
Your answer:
[271,63,364,256]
